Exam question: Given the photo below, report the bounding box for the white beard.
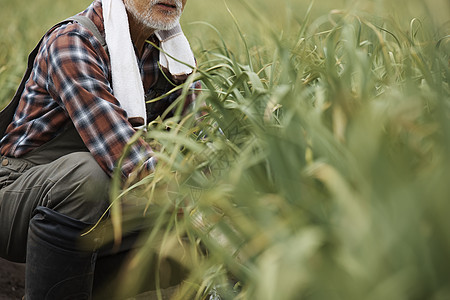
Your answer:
[124,0,183,31]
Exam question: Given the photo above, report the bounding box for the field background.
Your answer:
[0,0,449,106]
[1,0,449,299]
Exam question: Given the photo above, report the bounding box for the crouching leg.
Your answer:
[26,207,101,300]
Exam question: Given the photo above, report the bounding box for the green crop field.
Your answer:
[1,0,449,299]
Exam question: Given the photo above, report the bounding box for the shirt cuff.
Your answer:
[146,156,158,171]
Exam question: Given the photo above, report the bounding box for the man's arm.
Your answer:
[44,24,154,178]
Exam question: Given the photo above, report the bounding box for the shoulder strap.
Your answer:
[0,16,105,140]
[66,15,106,48]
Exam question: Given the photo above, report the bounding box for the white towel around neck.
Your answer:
[155,24,196,76]
[101,0,195,127]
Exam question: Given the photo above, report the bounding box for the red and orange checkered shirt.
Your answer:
[0,0,198,177]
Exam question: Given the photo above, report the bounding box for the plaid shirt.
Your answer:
[0,0,197,178]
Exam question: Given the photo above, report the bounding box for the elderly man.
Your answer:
[0,0,196,298]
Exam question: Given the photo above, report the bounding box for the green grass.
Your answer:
[1,0,449,299]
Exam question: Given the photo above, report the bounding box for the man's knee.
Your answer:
[44,152,111,223]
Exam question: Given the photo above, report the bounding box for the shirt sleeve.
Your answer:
[44,25,154,178]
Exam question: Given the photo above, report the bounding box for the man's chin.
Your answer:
[145,17,180,31]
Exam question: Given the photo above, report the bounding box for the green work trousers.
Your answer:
[0,152,110,262]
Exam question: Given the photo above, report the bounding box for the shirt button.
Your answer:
[1,158,9,166]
